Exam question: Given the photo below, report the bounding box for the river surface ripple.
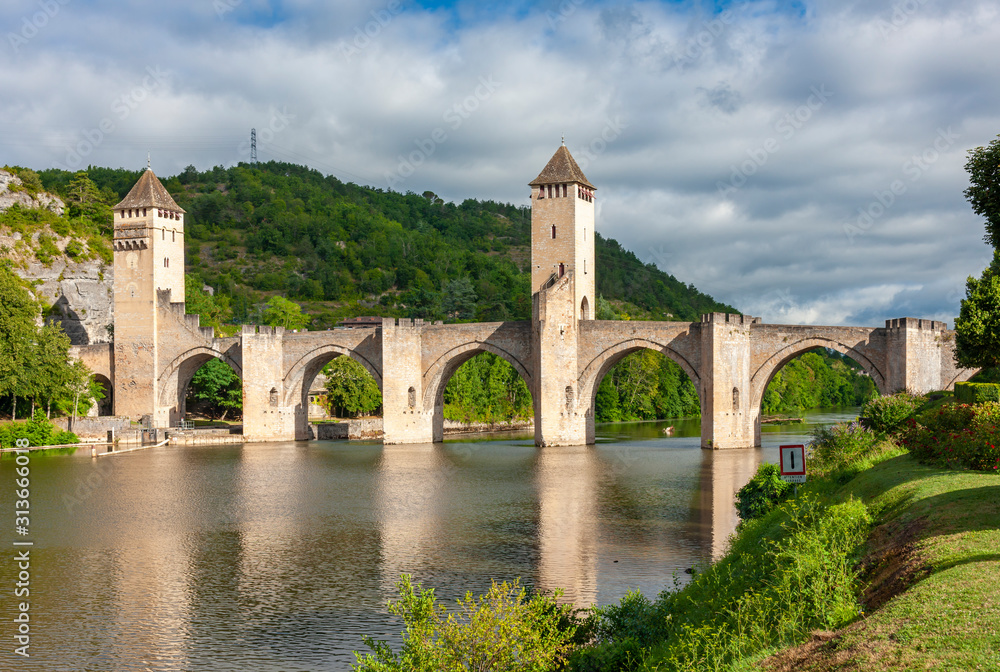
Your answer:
[0,408,858,671]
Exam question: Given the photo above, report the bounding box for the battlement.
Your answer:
[241,325,285,336]
[381,318,427,328]
[885,317,946,331]
[701,312,761,325]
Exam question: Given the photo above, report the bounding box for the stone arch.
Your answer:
[578,338,702,416]
[157,347,243,425]
[578,338,702,444]
[281,344,383,410]
[749,337,887,415]
[944,368,979,390]
[421,341,534,441]
[421,341,533,412]
[91,373,113,417]
[581,296,590,320]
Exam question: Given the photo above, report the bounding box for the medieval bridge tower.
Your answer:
[111,167,189,422]
[86,148,972,448]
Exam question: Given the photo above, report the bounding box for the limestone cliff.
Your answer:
[0,169,114,345]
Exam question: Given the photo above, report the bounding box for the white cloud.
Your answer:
[2,0,999,327]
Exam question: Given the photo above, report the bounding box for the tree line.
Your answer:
[0,266,101,423]
[30,161,736,327]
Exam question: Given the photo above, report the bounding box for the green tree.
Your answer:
[0,266,98,419]
[954,250,1000,368]
[965,134,1000,248]
[65,172,113,233]
[441,277,477,321]
[442,353,532,424]
[323,356,382,417]
[262,295,310,330]
[187,359,242,420]
[185,275,234,335]
[0,266,39,417]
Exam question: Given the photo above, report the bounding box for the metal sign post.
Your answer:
[780,444,807,491]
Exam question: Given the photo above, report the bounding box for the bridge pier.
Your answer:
[241,326,296,442]
[382,318,436,445]
[700,313,760,450]
[533,273,588,447]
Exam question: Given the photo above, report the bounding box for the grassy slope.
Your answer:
[760,455,1000,671]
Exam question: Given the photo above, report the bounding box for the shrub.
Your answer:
[643,495,871,671]
[810,420,880,472]
[954,381,1000,405]
[860,391,924,435]
[64,239,85,260]
[569,590,663,671]
[352,575,578,672]
[735,462,792,521]
[0,410,78,449]
[900,402,1000,471]
[88,236,113,264]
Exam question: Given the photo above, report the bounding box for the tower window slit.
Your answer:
[551,225,556,239]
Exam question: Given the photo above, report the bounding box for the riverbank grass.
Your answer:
[576,394,999,672]
[763,455,1000,671]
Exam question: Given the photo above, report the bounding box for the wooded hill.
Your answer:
[35,161,737,325]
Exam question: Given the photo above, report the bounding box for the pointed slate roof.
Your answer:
[529,144,596,189]
[113,169,186,213]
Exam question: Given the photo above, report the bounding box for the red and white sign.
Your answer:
[780,444,807,483]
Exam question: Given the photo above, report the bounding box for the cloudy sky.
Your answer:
[2,0,998,327]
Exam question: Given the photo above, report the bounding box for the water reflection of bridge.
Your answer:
[373,439,763,606]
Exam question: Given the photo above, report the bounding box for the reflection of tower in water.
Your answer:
[375,444,447,594]
[696,448,761,560]
[536,445,598,606]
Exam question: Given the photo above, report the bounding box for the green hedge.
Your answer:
[954,382,1000,404]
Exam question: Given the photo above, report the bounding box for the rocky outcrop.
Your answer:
[1,169,113,345]
[0,169,64,215]
[26,257,114,345]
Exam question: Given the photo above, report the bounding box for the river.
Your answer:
[0,408,857,671]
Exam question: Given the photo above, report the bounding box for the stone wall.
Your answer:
[53,416,132,439]
[311,418,384,440]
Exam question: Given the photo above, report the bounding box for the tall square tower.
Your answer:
[529,143,596,321]
[111,168,187,419]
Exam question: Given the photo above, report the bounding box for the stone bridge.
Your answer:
[72,155,974,448]
[72,274,973,449]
